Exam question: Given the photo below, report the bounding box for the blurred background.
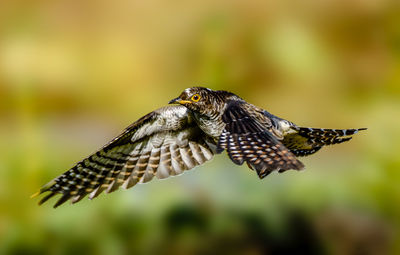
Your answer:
[0,0,399,254]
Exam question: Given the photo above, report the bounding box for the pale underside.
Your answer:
[36,105,215,207]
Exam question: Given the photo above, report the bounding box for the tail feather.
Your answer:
[289,146,322,157]
[282,127,366,157]
[295,127,366,146]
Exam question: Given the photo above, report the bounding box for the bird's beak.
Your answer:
[168,97,192,105]
[168,97,180,104]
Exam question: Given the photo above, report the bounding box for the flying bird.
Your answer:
[32,87,366,207]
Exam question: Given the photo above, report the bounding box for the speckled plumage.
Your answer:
[33,87,366,207]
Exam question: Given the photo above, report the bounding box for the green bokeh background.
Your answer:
[1,0,399,254]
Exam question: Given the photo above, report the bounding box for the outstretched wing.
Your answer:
[282,127,367,157]
[217,101,304,179]
[33,105,215,208]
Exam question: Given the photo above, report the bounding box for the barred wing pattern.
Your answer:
[217,101,304,179]
[35,106,214,208]
[282,127,367,157]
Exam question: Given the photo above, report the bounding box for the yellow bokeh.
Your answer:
[1,0,399,254]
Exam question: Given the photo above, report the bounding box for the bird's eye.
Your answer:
[191,94,201,102]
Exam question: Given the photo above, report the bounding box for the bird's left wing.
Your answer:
[217,101,304,179]
[33,105,215,208]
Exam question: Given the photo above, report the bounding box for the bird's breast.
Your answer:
[194,113,225,139]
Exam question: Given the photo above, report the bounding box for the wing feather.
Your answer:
[34,105,215,207]
[217,101,304,179]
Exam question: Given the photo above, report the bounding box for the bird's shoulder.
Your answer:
[223,99,297,139]
[102,105,196,150]
[223,99,273,127]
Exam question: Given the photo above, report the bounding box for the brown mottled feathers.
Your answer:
[35,106,214,208]
[217,101,304,179]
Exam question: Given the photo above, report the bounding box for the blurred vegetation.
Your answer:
[0,0,399,254]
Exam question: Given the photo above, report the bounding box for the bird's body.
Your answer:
[33,87,366,207]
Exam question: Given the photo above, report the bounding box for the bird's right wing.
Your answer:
[33,105,215,207]
[217,101,304,179]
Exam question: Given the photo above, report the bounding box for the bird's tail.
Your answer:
[281,127,366,157]
[294,127,367,146]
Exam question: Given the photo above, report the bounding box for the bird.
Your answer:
[32,87,366,208]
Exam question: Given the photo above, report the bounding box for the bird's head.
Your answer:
[169,87,227,116]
